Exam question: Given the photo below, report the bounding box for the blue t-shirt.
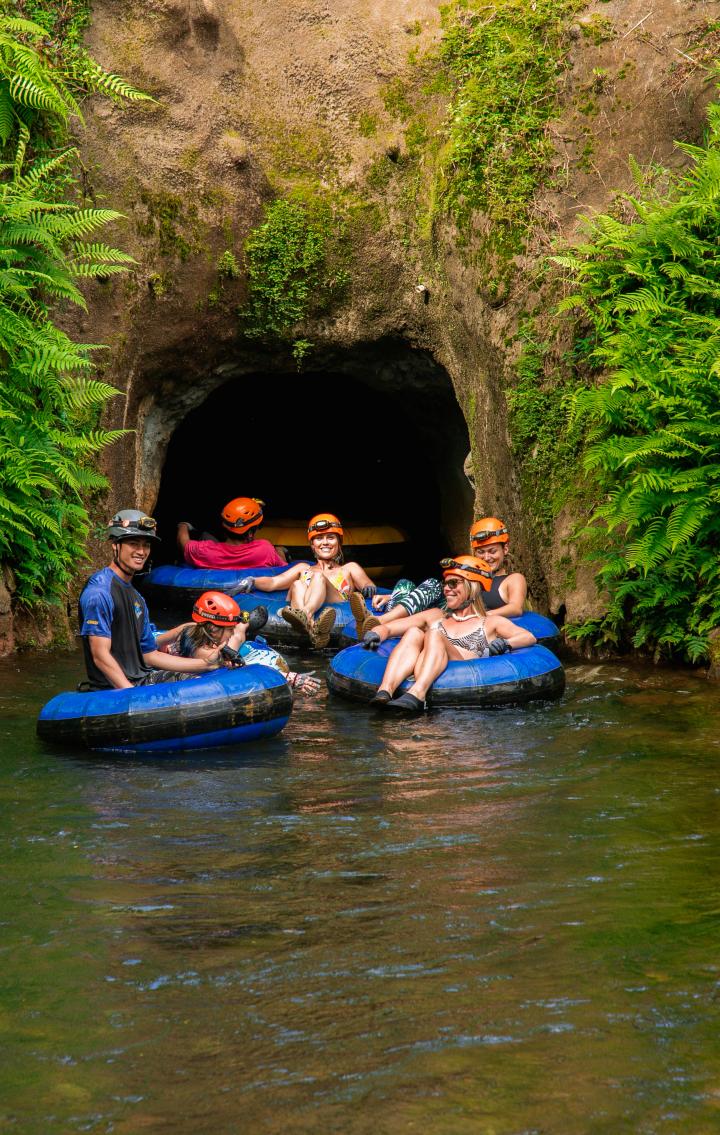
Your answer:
[78,567,157,688]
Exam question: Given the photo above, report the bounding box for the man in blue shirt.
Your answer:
[78,509,214,690]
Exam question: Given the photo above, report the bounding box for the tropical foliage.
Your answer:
[436,0,584,242]
[242,195,349,363]
[0,11,149,604]
[555,107,720,661]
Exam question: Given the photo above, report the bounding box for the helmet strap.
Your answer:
[111,541,134,580]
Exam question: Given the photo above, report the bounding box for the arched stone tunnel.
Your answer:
[136,337,473,577]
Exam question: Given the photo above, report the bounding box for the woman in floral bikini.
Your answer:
[236,514,377,648]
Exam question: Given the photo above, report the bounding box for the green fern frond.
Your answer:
[73,60,153,103]
[70,242,136,265]
[46,208,124,238]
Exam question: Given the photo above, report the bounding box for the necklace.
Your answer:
[449,608,480,622]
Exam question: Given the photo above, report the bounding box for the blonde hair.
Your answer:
[459,577,487,617]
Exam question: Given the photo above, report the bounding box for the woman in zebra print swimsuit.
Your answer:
[363,555,536,713]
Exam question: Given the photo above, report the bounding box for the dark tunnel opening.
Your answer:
[152,349,472,580]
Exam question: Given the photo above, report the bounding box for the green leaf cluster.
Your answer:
[0,10,142,605]
[506,327,583,536]
[242,196,349,349]
[556,107,720,662]
[436,0,584,244]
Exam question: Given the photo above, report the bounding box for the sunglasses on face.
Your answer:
[442,578,462,590]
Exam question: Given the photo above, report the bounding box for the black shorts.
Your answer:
[134,670,197,686]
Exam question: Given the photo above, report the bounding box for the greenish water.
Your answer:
[1,649,719,1134]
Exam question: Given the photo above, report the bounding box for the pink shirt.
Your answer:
[183,538,286,570]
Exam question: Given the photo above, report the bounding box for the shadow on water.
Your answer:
[1,647,720,1133]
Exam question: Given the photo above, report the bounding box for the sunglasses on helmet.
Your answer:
[440,558,493,582]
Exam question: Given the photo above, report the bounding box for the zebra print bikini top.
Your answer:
[431,617,490,656]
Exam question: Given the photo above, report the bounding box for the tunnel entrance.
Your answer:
[152,342,472,579]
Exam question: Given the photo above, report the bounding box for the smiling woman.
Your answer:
[234,512,377,648]
[354,554,538,712]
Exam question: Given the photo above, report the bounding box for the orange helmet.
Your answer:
[221,497,264,535]
[440,555,493,590]
[470,517,509,549]
[192,591,242,626]
[307,513,343,541]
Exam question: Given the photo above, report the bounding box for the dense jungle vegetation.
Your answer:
[554,122,720,663]
[0,2,146,605]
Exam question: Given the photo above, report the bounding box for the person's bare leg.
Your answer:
[405,631,454,701]
[300,573,328,621]
[376,627,425,696]
[287,578,307,609]
[283,578,314,638]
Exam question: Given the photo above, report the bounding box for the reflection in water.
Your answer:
[1,650,719,1133]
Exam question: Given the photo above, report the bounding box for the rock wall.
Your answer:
[7,0,718,652]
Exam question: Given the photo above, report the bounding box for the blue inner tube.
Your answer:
[139,564,390,647]
[240,592,389,648]
[139,563,289,606]
[327,640,565,707]
[37,665,292,753]
[341,608,561,649]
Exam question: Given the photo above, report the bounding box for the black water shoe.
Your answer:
[246,606,268,640]
[385,692,425,714]
[369,690,392,707]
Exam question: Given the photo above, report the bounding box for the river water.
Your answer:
[1,648,719,1134]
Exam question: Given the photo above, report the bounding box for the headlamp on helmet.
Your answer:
[107,509,160,542]
[307,513,343,541]
[192,591,242,626]
[440,555,493,590]
[470,517,509,549]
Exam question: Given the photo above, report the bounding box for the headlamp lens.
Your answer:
[472,527,506,543]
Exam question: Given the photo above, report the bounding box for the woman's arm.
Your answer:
[371,592,392,610]
[142,650,213,673]
[345,562,376,592]
[485,613,536,649]
[365,607,443,643]
[252,563,307,592]
[492,572,527,617]
[155,622,192,650]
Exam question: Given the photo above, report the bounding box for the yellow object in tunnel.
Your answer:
[261,520,408,581]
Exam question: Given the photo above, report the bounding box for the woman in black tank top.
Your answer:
[470,517,526,615]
